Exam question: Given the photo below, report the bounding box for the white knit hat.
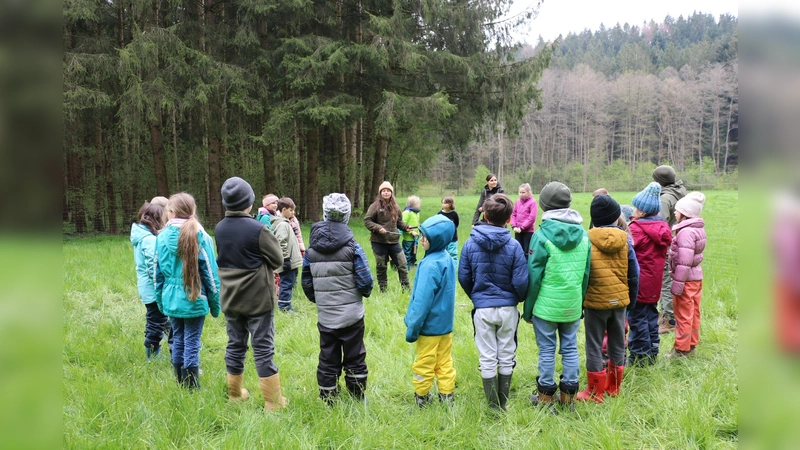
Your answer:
[322,193,351,224]
[675,191,706,218]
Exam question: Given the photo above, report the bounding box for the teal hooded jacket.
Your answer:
[404,215,457,342]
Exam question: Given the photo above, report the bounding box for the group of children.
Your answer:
[129,165,707,413]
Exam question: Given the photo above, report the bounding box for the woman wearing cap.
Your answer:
[364,181,415,292]
[472,174,505,227]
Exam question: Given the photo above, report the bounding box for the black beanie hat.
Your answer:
[221,176,255,211]
[590,195,622,227]
[539,182,572,211]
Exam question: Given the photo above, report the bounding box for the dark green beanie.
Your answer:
[539,182,572,211]
[652,165,676,186]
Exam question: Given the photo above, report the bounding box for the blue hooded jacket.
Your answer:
[131,223,158,304]
[459,224,529,308]
[404,215,457,342]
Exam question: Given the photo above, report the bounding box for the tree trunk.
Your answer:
[723,96,733,172]
[149,115,170,197]
[306,125,321,222]
[207,133,223,225]
[94,115,105,232]
[370,134,389,201]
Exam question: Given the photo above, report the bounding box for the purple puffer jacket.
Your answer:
[510,196,538,233]
[669,218,706,296]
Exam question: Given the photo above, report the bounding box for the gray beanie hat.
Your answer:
[221,176,255,211]
[539,182,572,211]
[323,193,351,224]
[652,165,676,186]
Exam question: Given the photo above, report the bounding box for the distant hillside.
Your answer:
[521,12,737,76]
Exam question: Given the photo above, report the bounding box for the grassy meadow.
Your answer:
[63,191,738,448]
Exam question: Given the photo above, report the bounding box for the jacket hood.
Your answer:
[588,226,628,253]
[309,221,354,254]
[539,210,586,251]
[272,216,289,227]
[484,184,503,193]
[633,216,672,247]
[130,222,154,245]
[662,181,687,199]
[469,223,512,252]
[673,217,705,232]
[419,215,456,253]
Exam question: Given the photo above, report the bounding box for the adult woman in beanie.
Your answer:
[364,181,414,292]
[627,182,672,366]
[652,165,687,334]
[472,173,505,226]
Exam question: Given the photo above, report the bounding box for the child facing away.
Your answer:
[459,194,528,411]
[667,192,707,358]
[522,182,591,413]
[437,197,460,261]
[404,215,458,407]
[401,195,422,270]
[510,183,538,255]
[627,183,672,366]
[302,193,374,404]
[131,201,172,360]
[577,195,639,404]
[215,177,288,410]
[653,165,687,334]
[272,198,303,312]
[154,193,221,389]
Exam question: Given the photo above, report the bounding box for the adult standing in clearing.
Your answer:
[653,165,687,334]
[364,181,414,292]
[472,173,505,226]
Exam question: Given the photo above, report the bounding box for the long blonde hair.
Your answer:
[167,193,202,301]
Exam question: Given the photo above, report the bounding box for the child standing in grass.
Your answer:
[272,198,303,312]
[257,194,279,228]
[510,183,538,255]
[522,182,590,412]
[302,193,374,404]
[401,195,422,270]
[155,193,221,389]
[459,194,528,411]
[404,215,458,407]
[437,197,460,261]
[627,183,673,366]
[667,192,707,358]
[215,177,288,410]
[577,195,639,403]
[131,201,172,360]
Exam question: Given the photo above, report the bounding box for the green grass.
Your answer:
[63,191,738,449]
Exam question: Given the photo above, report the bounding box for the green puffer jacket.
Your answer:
[522,209,591,323]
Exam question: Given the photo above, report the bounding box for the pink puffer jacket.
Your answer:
[669,218,706,296]
[510,196,538,232]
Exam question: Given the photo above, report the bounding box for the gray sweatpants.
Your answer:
[660,260,674,321]
[584,307,627,372]
[225,310,278,378]
[472,306,519,379]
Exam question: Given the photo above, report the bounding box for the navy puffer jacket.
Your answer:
[459,224,529,308]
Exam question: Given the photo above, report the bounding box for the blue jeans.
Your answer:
[170,316,205,369]
[278,268,297,310]
[532,317,580,386]
[628,302,660,358]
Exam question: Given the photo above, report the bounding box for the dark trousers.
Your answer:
[584,307,627,372]
[278,268,297,310]
[144,302,172,352]
[515,231,533,256]
[627,302,660,358]
[225,310,278,378]
[372,242,409,289]
[317,319,368,392]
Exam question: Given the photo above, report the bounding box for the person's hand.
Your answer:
[379,228,387,234]
[282,258,291,272]
[411,231,419,237]
[478,207,483,212]
[513,227,521,233]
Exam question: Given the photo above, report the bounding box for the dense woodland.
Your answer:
[63,3,737,234]
[432,12,738,194]
[63,0,549,233]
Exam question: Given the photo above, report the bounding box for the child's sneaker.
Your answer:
[658,317,676,334]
